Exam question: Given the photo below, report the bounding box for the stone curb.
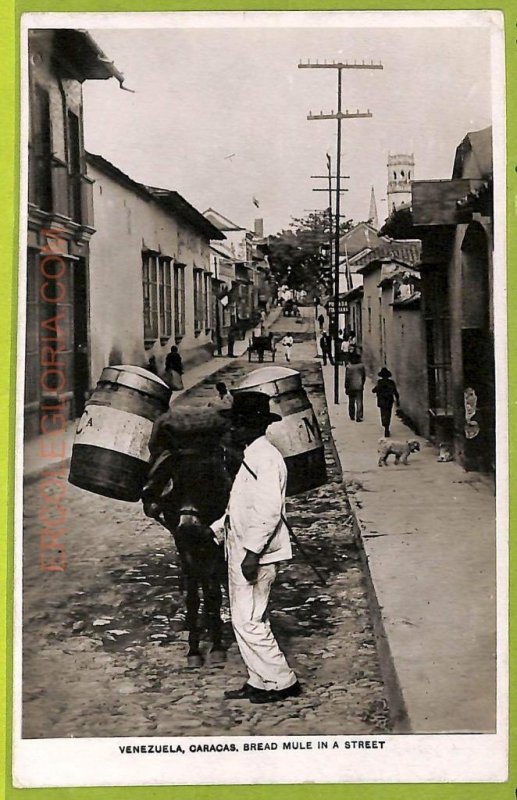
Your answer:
[314,310,411,731]
[343,484,411,733]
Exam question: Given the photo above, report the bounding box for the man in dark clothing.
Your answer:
[165,345,183,375]
[372,367,400,437]
[319,331,334,366]
[164,345,184,392]
[227,325,237,357]
[344,351,366,422]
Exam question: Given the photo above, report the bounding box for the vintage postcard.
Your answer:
[6,6,510,794]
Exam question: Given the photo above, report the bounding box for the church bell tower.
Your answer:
[387,153,414,212]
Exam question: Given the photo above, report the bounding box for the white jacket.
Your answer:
[212,436,292,564]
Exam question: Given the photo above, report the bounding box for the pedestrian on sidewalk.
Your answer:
[319,331,334,366]
[227,325,237,358]
[281,333,294,363]
[372,367,400,437]
[344,351,366,422]
[211,392,301,704]
[341,330,356,366]
[164,346,184,391]
[317,313,325,332]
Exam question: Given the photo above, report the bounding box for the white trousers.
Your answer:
[228,550,297,691]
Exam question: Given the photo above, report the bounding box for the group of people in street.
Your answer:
[318,327,358,368]
[344,354,400,437]
[317,320,400,437]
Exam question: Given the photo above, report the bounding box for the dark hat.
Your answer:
[219,391,281,424]
[378,367,392,378]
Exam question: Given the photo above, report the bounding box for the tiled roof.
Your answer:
[339,222,388,257]
[354,240,422,273]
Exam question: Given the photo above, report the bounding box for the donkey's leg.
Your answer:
[185,575,203,666]
[202,576,225,663]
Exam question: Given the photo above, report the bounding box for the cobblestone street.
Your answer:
[22,310,390,739]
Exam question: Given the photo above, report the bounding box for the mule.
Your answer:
[141,406,233,666]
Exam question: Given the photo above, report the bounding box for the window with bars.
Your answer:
[204,272,212,330]
[194,269,204,332]
[174,263,186,338]
[425,316,452,416]
[158,257,172,339]
[143,252,173,341]
[30,86,53,211]
[424,270,452,416]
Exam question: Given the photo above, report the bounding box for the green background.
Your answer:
[1,0,514,798]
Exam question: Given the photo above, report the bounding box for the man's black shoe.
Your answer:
[223,683,263,700]
[249,681,302,704]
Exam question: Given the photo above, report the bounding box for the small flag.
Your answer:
[252,196,260,208]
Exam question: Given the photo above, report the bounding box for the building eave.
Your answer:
[341,285,364,302]
[53,29,125,85]
[86,152,225,240]
[147,187,225,240]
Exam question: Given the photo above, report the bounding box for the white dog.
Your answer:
[378,438,420,467]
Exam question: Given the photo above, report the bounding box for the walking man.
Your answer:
[319,331,334,366]
[344,351,366,422]
[281,333,294,363]
[212,392,301,704]
[372,367,400,437]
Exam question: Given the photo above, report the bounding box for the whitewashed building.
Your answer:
[86,153,224,383]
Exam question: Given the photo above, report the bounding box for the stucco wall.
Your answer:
[390,307,429,436]
[360,269,383,380]
[360,267,429,436]
[87,164,213,386]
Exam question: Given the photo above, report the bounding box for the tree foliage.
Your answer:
[268,210,353,292]
[379,206,414,240]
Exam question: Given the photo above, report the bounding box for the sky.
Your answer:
[82,17,493,236]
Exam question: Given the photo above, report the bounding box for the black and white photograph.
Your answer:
[15,10,507,787]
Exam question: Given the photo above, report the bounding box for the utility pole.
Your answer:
[299,58,383,404]
[311,161,349,300]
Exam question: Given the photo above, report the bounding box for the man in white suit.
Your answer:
[213,392,301,704]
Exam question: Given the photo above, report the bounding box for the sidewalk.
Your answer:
[23,308,282,482]
[322,364,497,732]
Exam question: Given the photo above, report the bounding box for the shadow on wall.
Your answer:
[108,346,123,366]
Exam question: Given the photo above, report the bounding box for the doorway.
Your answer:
[73,258,89,417]
[461,223,494,472]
